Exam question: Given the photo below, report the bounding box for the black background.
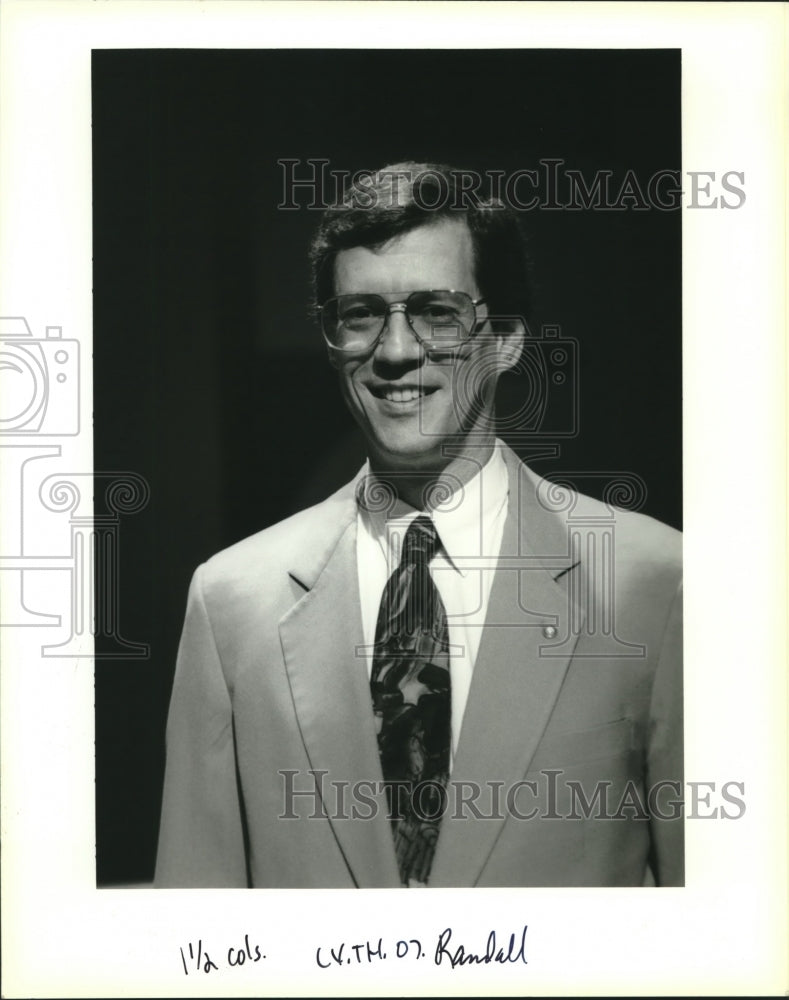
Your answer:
[93,49,681,885]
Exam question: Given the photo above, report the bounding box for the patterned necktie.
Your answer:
[370,515,451,886]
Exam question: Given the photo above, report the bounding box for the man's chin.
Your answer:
[367,428,460,474]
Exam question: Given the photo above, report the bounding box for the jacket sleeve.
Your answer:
[154,565,249,887]
[645,577,684,886]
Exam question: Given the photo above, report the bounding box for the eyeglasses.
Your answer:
[319,290,486,354]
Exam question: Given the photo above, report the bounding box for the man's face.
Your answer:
[332,217,517,472]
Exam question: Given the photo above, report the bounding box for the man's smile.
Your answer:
[366,382,440,406]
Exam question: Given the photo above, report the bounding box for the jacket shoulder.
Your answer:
[199,478,357,596]
[518,461,682,576]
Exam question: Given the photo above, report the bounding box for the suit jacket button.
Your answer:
[542,625,558,639]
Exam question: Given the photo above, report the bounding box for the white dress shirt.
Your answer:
[356,443,510,758]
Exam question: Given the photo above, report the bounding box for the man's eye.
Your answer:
[419,305,457,320]
[342,306,375,322]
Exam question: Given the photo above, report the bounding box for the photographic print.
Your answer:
[92,48,684,891]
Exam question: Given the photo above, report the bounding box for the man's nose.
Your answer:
[373,304,424,366]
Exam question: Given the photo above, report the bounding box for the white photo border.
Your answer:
[1,1,786,996]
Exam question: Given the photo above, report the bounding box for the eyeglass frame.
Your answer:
[317,289,488,354]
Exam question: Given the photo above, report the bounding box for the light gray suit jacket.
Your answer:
[155,446,683,888]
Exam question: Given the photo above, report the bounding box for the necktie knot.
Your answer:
[401,516,441,567]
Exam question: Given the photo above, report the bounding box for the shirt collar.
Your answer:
[356,442,509,577]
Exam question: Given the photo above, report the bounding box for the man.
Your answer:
[155,162,683,888]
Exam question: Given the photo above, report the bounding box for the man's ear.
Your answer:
[491,315,526,372]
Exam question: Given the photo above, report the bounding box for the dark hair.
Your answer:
[309,161,532,322]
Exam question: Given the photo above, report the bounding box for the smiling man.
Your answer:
[155,162,684,889]
[326,217,504,488]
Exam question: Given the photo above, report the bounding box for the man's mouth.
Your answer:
[368,384,438,404]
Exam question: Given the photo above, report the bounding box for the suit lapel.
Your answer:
[278,489,400,888]
[430,448,585,888]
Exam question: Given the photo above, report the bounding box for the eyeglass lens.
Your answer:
[323,290,476,351]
